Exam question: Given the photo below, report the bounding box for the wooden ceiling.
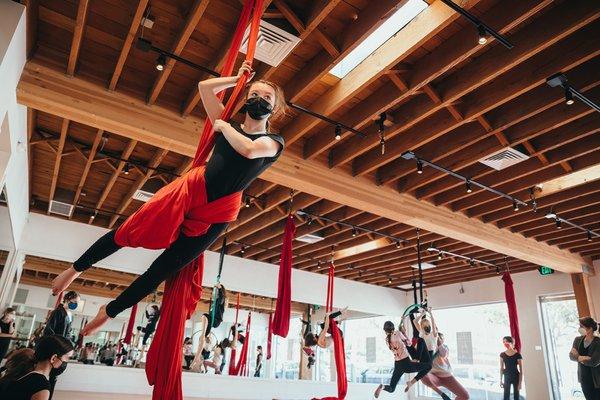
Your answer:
[20,0,600,290]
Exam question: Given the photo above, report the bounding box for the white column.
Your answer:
[0,250,24,308]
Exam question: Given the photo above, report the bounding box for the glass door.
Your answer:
[539,294,581,400]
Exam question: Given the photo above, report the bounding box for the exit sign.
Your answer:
[538,266,555,275]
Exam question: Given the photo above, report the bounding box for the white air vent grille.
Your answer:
[479,147,529,171]
[49,200,74,217]
[240,20,301,67]
[296,233,324,244]
[132,179,163,203]
[410,262,436,270]
[132,189,154,203]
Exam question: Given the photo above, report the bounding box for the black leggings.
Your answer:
[581,376,600,400]
[73,224,227,318]
[503,374,520,400]
[383,358,432,393]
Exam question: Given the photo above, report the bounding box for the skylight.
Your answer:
[329,0,428,78]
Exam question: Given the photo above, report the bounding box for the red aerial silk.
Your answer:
[123,303,137,345]
[313,263,347,400]
[112,1,264,398]
[267,313,273,360]
[229,293,241,375]
[231,313,252,376]
[502,272,522,352]
[272,214,296,337]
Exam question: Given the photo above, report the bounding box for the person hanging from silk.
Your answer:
[303,307,349,349]
[50,57,287,335]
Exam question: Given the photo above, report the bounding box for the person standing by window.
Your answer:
[499,336,523,400]
[254,345,263,377]
[570,317,600,400]
[0,308,16,363]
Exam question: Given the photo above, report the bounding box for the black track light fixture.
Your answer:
[565,89,574,105]
[240,246,246,255]
[317,260,321,269]
[437,251,443,260]
[513,199,519,212]
[555,218,562,229]
[416,160,423,174]
[245,197,251,208]
[395,241,401,249]
[156,54,166,71]
[469,258,475,267]
[546,72,600,113]
[352,227,358,237]
[465,179,472,193]
[123,163,130,175]
[588,230,593,242]
[477,25,488,45]
[388,276,392,284]
[335,124,342,141]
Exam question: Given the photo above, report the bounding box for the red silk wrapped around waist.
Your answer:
[114,167,242,249]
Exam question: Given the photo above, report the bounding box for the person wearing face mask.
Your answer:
[570,317,600,400]
[499,336,523,400]
[0,307,17,362]
[43,290,79,400]
[0,335,74,400]
[50,60,286,336]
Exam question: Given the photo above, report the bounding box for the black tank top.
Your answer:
[204,122,285,202]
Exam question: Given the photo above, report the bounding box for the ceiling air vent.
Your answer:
[240,20,301,67]
[410,262,436,270]
[132,179,163,203]
[478,146,529,171]
[48,188,75,217]
[296,233,324,244]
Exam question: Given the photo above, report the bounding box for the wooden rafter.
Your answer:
[89,139,137,223]
[24,0,38,59]
[47,118,69,213]
[108,148,168,228]
[146,0,210,105]
[108,0,149,90]
[71,129,103,218]
[66,0,89,76]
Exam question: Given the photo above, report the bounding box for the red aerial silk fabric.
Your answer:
[231,313,252,376]
[112,1,264,398]
[267,313,273,360]
[229,293,241,376]
[502,272,522,352]
[313,263,347,400]
[272,214,296,337]
[123,303,137,345]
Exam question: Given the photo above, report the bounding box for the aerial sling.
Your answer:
[272,213,296,337]
[140,2,264,399]
[312,263,347,400]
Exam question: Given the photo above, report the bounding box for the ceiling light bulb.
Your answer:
[388,277,392,284]
[123,163,130,175]
[588,230,593,242]
[156,54,166,71]
[352,227,357,237]
[317,261,321,269]
[477,25,488,45]
[245,197,251,208]
[335,124,342,141]
[565,89,574,105]
[395,241,401,249]
[416,160,423,174]
[437,252,443,260]
[465,179,472,193]
[513,200,519,212]
[555,218,562,229]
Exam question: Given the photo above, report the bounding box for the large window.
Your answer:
[540,294,580,400]
[273,318,301,380]
[418,302,525,400]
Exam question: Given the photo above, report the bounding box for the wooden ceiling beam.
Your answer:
[147,0,211,105]
[108,0,149,91]
[89,139,137,224]
[281,0,469,146]
[47,118,69,213]
[24,0,38,59]
[71,129,103,218]
[18,63,591,274]
[306,0,548,161]
[66,0,90,76]
[351,16,600,176]
[108,148,169,228]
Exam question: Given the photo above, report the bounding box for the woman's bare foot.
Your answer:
[404,378,416,392]
[51,267,81,295]
[374,384,383,398]
[81,305,111,336]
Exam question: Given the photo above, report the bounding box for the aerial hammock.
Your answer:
[502,267,522,352]
[228,293,252,376]
[312,263,347,400]
[141,1,264,399]
[272,213,296,337]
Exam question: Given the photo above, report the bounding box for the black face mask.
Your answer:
[242,96,273,120]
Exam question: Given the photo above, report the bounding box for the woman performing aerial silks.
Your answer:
[50,59,285,335]
[374,321,432,398]
[420,333,469,400]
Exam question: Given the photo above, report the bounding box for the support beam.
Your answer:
[47,119,69,212]
[16,62,591,274]
[108,0,149,90]
[572,273,596,318]
[71,129,103,218]
[66,0,89,76]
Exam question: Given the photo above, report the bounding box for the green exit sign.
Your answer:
[538,266,555,275]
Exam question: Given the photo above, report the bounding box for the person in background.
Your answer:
[0,307,17,363]
[0,335,74,400]
[254,345,263,377]
[44,290,79,400]
[29,325,46,350]
[183,337,194,370]
[137,305,160,346]
[570,316,600,400]
[215,339,229,375]
[101,344,117,366]
[499,336,523,400]
[303,307,348,350]
[82,343,96,365]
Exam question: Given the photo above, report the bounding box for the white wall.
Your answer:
[0,1,28,248]
[422,270,575,400]
[14,211,408,316]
